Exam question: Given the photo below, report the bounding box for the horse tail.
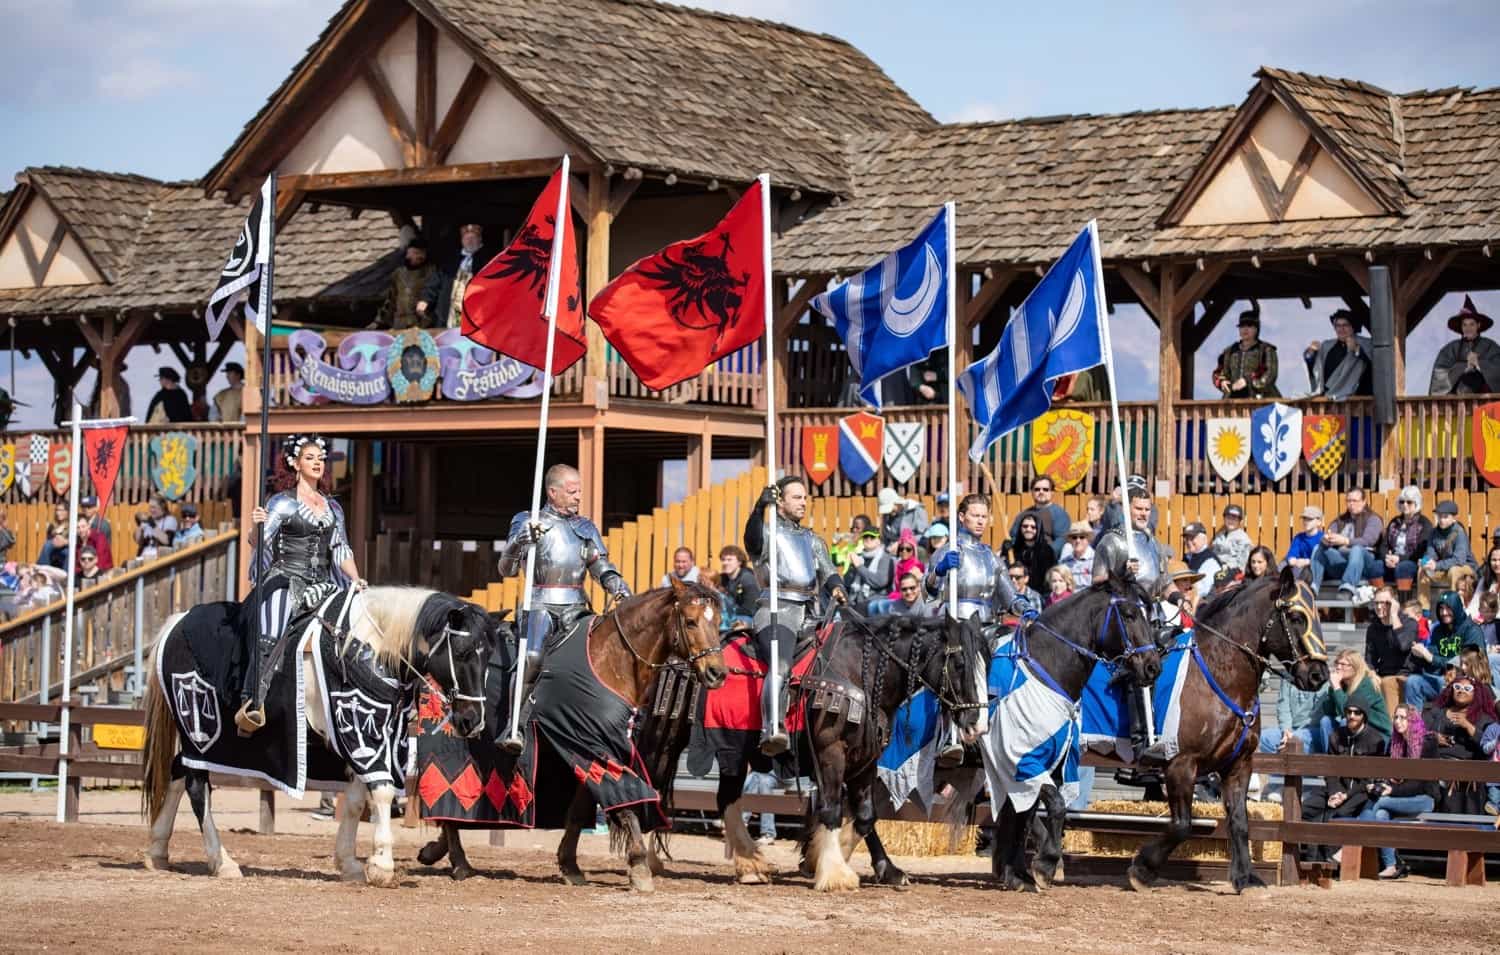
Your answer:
[140,613,186,824]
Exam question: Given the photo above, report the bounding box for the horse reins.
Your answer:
[609,594,720,672]
[353,597,484,728]
[840,608,985,714]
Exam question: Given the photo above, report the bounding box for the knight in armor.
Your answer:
[744,476,845,756]
[924,492,1024,625]
[1092,485,1174,762]
[237,434,366,735]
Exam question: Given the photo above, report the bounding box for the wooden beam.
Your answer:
[1116,264,1162,321]
[1156,268,1180,489]
[568,173,591,221]
[166,341,193,369]
[274,187,307,231]
[1184,296,1233,354]
[430,64,488,166]
[776,274,829,336]
[584,168,612,392]
[608,176,640,219]
[1338,255,1371,293]
[1394,249,1458,318]
[14,221,44,287]
[75,315,104,354]
[1172,260,1229,322]
[362,61,417,165]
[1240,141,1286,221]
[285,158,563,194]
[963,269,1017,328]
[414,16,436,164]
[1279,136,1322,211]
[35,221,68,283]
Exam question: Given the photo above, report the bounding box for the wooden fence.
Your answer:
[2,498,234,574]
[0,423,243,507]
[0,528,239,705]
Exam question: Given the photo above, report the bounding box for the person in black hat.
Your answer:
[1212,306,1279,398]
[1305,308,1373,400]
[211,361,245,423]
[1429,295,1500,395]
[371,236,435,330]
[145,366,193,424]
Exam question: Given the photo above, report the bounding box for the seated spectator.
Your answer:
[877,489,928,552]
[1312,488,1383,599]
[1324,648,1391,743]
[1009,476,1069,557]
[1008,513,1056,589]
[931,493,950,528]
[1407,591,1483,710]
[1244,545,1277,580]
[1044,566,1075,607]
[80,495,111,542]
[74,517,112,573]
[1428,676,1498,813]
[1007,564,1044,614]
[921,522,948,564]
[23,567,64,608]
[1084,495,1106,535]
[1418,501,1477,608]
[1377,486,1431,600]
[175,504,205,546]
[1299,701,1385,861]
[844,529,894,612]
[1284,506,1324,581]
[716,546,758,629]
[1304,308,1374,400]
[1404,599,1430,643]
[1163,563,1205,622]
[888,530,925,599]
[1211,565,1241,593]
[1355,703,1440,879]
[1057,521,1095,581]
[887,571,935,618]
[1211,503,1252,571]
[38,502,68,566]
[76,547,104,584]
[134,494,177,559]
[1365,587,1418,716]
[659,546,700,588]
[1256,673,1330,801]
[1471,545,1500,618]
[43,528,70,572]
[1212,307,1280,398]
[1180,522,1220,598]
[1428,295,1500,395]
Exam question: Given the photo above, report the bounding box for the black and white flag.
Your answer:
[205,173,273,341]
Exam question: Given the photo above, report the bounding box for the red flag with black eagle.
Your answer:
[588,179,766,390]
[461,167,586,373]
[83,425,128,512]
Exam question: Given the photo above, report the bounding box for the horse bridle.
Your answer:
[1195,583,1327,680]
[859,615,985,714]
[610,594,720,672]
[1019,593,1157,673]
[426,622,487,727]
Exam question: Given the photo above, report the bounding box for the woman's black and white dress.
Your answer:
[253,492,352,647]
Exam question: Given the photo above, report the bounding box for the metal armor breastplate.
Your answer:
[532,512,591,605]
[268,506,334,586]
[759,521,817,602]
[1101,527,1162,595]
[955,534,998,621]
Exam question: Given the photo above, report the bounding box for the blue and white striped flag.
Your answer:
[958,221,1106,460]
[811,206,950,409]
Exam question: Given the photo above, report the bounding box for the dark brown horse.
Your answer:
[416,577,727,891]
[1127,567,1329,893]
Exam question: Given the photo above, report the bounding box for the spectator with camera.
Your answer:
[1299,700,1385,862]
[1356,703,1440,880]
[134,494,178,559]
[1365,586,1418,715]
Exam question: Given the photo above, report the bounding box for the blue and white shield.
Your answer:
[1250,402,1302,482]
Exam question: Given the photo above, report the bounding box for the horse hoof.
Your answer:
[1234,872,1268,894]
[873,862,910,888]
[560,868,588,886]
[214,859,243,879]
[450,864,475,882]
[813,863,861,893]
[1127,864,1155,892]
[737,869,771,885]
[364,863,401,888]
[143,852,169,872]
[341,864,365,883]
[629,871,656,893]
[1054,860,1066,884]
[416,841,448,867]
[1032,868,1052,890]
[734,855,774,884]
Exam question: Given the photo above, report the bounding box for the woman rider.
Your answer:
[236,434,367,734]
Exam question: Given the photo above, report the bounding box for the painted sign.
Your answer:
[150,431,199,501]
[288,328,545,405]
[1302,414,1348,481]
[801,426,838,486]
[1206,418,1251,482]
[1251,402,1302,482]
[1030,409,1094,492]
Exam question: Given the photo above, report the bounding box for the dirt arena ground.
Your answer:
[0,788,1495,953]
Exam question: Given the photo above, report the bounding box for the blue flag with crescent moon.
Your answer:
[811,207,950,410]
[958,222,1106,461]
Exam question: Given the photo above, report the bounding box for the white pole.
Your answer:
[56,402,83,822]
[944,203,960,619]
[758,174,782,737]
[1089,220,1136,567]
[504,155,571,751]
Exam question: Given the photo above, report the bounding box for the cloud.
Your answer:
[98,58,196,100]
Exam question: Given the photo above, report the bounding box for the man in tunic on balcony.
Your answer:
[370,237,435,331]
[1428,296,1500,396]
[211,362,244,423]
[1212,307,1279,398]
[145,366,193,424]
[418,224,493,329]
[1305,309,1373,400]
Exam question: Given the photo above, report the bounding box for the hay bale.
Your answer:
[1062,799,1283,862]
[855,820,977,857]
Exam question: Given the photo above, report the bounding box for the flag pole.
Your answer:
[757,173,782,740]
[944,202,959,619]
[55,402,83,822]
[504,154,571,752]
[1088,219,1135,567]
[250,172,277,712]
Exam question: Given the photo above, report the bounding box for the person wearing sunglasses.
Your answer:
[1365,586,1418,715]
[76,547,104,583]
[1322,648,1391,743]
[885,530,925,600]
[890,571,934,619]
[1006,565,1043,614]
[1298,700,1385,864]
[1377,486,1433,599]
[1356,703,1440,880]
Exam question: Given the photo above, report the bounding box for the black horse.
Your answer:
[1127,568,1329,893]
[984,573,1162,892]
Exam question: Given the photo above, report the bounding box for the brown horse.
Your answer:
[1127,568,1329,893]
[417,577,727,892]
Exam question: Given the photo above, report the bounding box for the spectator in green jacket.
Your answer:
[1253,673,1331,802]
[1323,647,1391,742]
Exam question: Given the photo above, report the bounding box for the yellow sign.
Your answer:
[93,723,146,750]
[1030,409,1095,492]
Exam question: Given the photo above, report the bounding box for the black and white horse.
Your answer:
[140,586,499,888]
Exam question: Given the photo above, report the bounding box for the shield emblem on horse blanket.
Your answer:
[838,411,884,485]
[1206,418,1252,482]
[1474,401,1500,488]
[150,431,199,501]
[1251,402,1302,482]
[801,425,838,486]
[1302,414,1348,481]
[883,421,926,485]
[1030,409,1094,492]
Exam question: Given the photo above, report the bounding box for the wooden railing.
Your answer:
[1,499,234,578]
[0,423,242,507]
[0,527,239,704]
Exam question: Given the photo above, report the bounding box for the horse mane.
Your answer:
[1196,575,1272,624]
[352,586,460,671]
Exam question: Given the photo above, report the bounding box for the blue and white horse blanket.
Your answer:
[877,688,943,812]
[976,634,1080,813]
[1079,629,1194,762]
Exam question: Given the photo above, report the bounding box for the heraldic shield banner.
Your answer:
[1206,418,1252,482]
[1302,414,1348,481]
[838,411,884,485]
[1251,402,1302,482]
[801,426,838,486]
[1029,409,1094,492]
[1474,400,1500,488]
[882,422,926,485]
[150,431,199,501]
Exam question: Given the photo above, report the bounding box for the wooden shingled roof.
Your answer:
[779,68,1500,274]
[0,167,399,319]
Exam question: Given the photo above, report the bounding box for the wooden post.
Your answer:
[62,722,82,822]
[414,446,436,545]
[350,439,373,575]
[584,169,612,397]
[577,423,605,521]
[258,789,275,835]
[685,432,713,495]
[1155,267,1179,492]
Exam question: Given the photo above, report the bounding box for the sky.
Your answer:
[2,0,1499,428]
